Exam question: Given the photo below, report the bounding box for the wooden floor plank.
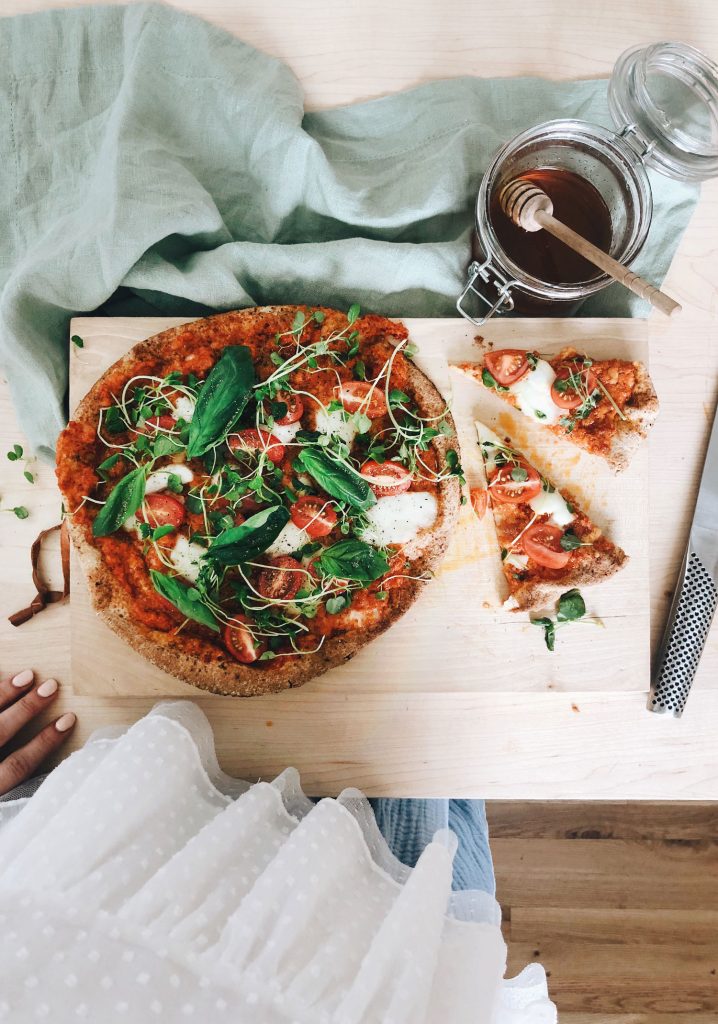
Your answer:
[510,907,718,945]
[493,838,718,910]
[507,941,718,1014]
[487,801,718,840]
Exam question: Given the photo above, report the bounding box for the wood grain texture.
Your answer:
[67,315,650,699]
[1,0,718,797]
[494,801,718,1020]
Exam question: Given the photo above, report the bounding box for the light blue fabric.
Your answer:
[370,798,495,894]
[0,3,699,458]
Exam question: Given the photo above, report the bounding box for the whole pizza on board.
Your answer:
[56,306,462,696]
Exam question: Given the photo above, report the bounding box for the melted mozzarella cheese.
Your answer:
[359,493,438,547]
[266,521,310,557]
[167,537,207,584]
[528,488,574,527]
[509,359,561,425]
[122,514,141,535]
[315,408,358,448]
[271,421,301,445]
[145,464,194,494]
[172,396,196,422]
[475,422,505,473]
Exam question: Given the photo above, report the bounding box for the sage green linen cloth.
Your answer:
[0,3,698,456]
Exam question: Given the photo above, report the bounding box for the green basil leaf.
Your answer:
[560,530,583,551]
[208,505,290,565]
[150,571,219,632]
[531,616,555,651]
[152,524,175,541]
[557,588,586,622]
[297,449,376,511]
[93,466,146,537]
[187,346,255,458]
[481,368,509,393]
[317,540,389,583]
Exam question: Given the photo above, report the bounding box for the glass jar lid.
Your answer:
[608,42,718,183]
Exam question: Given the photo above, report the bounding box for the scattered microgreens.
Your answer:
[71,334,84,348]
[1,499,29,520]
[6,443,36,484]
[482,368,509,393]
[531,589,604,651]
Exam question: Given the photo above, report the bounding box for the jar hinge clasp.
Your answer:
[456,259,516,326]
[619,123,656,162]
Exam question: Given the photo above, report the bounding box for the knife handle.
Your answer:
[650,540,718,717]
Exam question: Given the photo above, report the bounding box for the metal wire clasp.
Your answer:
[456,258,516,326]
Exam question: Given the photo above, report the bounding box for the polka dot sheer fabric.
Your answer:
[0,702,555,1023]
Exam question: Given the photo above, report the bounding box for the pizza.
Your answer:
[454,347,658,471]
[473,422,627,610]
[56,306,462,696]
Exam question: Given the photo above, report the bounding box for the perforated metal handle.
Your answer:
[650,543,718,717]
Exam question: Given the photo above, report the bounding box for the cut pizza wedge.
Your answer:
[454,347,658,472]
[475,421,628,611]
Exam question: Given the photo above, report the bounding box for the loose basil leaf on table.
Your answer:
[297,449,376,511]
[150,571,220,632]
[93,466,146,537]
[208,505,290,565]
[557,588,586,622]
[187,345,255,458]
[317,540,389,583]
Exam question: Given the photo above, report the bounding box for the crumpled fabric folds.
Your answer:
[0,702,555,1022]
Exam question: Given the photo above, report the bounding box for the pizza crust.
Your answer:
[60,307,461,697]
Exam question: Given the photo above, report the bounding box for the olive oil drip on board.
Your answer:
[490,168,613,285]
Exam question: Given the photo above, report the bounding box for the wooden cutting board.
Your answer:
[69,316,650,699]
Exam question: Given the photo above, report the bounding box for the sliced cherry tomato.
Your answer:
[139,414,176,434]
[256,556,306,603]
[222,616,265,664]
[484,350,531,386]
[488,463,542,505]
[227,428,285,465]
[337,381,387,419]
[137,493,186,528]
[359,460,413,497]
[290,495,338,538]
[550,360,599,411]
[271,391,304,425]
[521,522,570,569]
[470,487,488,519]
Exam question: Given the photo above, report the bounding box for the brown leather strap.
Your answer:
[8,521,71,627]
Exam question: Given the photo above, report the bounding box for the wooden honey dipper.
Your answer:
[499,177,681,317]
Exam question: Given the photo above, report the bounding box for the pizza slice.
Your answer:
[474,421,627,610]
[454,347,658,472]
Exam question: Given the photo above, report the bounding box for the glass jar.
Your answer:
[457,42,718,325]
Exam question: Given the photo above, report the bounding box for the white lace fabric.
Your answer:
[0,702,556,1023]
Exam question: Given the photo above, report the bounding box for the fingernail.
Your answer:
[55,713,76,733]
[11,669,34,688]
[37,679,58,698]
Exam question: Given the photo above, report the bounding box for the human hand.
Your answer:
[0,669,76,797]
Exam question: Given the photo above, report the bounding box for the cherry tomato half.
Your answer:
[469,487,488,519]
[256,556,306,603]
[521,523,570,569]
[484,350,530,386]
[550,361,599,411]
[222,616,266,664]
[290,495,338,538]
[271,391,304,425]
[227,428,285,465]
[139,414,177,434]
[337,381,387,419]
[488,463,542,505]
[359,460,413,498]
[137,493,186,529]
